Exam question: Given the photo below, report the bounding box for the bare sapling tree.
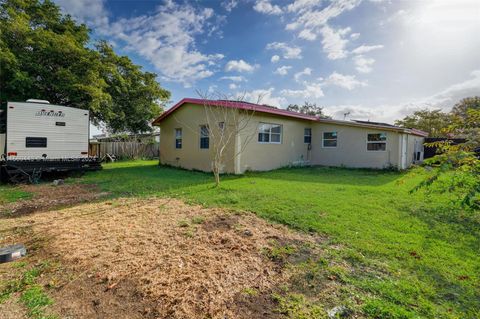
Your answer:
[174,91,262,186]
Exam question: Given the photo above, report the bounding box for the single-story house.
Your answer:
[152,98,428,174]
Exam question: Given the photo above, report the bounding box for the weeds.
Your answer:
[0,262,57,318]
[242,287,259,296]
[273,293,326,319]
[191,216,205,224]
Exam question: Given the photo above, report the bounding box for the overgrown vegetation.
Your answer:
[77,160,480,318]
[0,262,56,319]
[414,107,480,209]
[394,96,479,137]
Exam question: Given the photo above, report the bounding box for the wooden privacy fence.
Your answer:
[90,141,159,159]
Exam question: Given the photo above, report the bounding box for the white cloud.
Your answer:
[271,55,280,63]
[325,69,480,123]
[283,0,362,60]
[320,25,351,60]
[274,65,292,76]
[266,42,302,59]
[286,0,322,13]
[298,29,317,41]
[324,105,376,121]
[253,0,283,15]
[285,0,361,32]
[324,72,367,90]
[353,55,375,73]
[351,44,384,55]
[225,59,259,73]
[220,75,247,82]
[208,84,218,94]
[423,69,480,107]
[242,88,287,107]
[294,67,312,82]
[229,83,238,90]
[222,0,238,12]
[54,0,109,29]
[60,0,225,87]
[350,32,360,40]
[281,82,325,99]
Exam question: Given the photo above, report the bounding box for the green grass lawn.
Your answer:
[0,185,31,205]
[73,161,477,318]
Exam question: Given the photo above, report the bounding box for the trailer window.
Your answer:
[55,122,66,126]
[26,137,47,148]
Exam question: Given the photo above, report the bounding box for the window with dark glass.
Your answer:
[200,125,209,149]
[175,128,182,149]
[258,123,282,144]
[304,128,312,144]
[322,132,337,147]
[367,133,387,151]
[26,137,47,148]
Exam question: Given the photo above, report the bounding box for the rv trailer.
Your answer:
[0,100,101,183]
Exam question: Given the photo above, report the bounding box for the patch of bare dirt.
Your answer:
[0,183,107,218]
[0,297,28,319]
[3,198,325,319]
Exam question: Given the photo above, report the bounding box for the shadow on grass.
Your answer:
[245,165,406,187]
[77,162,241,198]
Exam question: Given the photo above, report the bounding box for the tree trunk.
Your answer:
[213,161,220,187]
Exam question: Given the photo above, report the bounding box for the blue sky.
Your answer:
[55,0,480,123]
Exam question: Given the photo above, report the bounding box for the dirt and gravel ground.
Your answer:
[0,184,327,318]
[0,183,107,217]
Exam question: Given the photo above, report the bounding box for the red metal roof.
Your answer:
[152,98,318,125]
[152,98,428,137]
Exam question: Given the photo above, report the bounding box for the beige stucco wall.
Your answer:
[158,103,236,173]
[236,113,313,173]
[157,102,424,173]
[310,123,401,169]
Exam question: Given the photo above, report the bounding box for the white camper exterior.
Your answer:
[0,100,100,183]
[4,101,90,160]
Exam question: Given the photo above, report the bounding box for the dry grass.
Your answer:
[2,196,324,319]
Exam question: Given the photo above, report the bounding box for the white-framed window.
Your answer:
[322,132,337,147]
[304,128,312,144]
[218,121,225,131]
[367,133,387,151]
[200,125,209,149]
[175,128,182,149]
[258,123,282,144]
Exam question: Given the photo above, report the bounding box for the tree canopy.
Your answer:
[286,102,330,118]
[0,0,170,133]
[394,109,451,137]
[451,96,480,122]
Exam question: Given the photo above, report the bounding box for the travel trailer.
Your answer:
[0,100,101,182]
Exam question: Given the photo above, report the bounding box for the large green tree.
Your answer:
[394,109,451,137]
[96,41,170,133]
[0,0,169,133]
